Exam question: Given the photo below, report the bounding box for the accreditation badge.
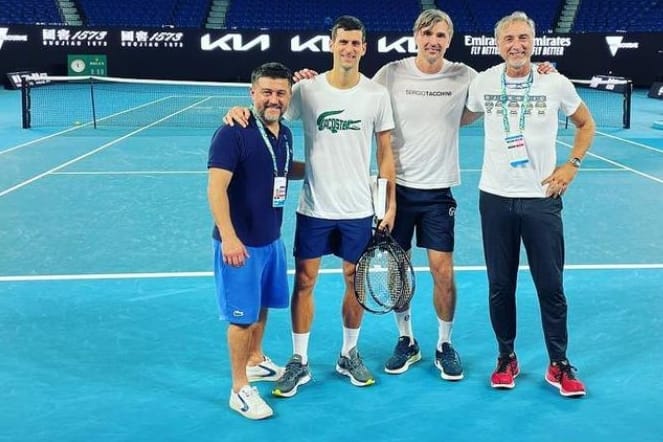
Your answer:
[272,176,287,207]
[504,134,529,167]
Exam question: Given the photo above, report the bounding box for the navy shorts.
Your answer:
[213,238,289,325]
[293,213,373,264]
[390,185,457,252]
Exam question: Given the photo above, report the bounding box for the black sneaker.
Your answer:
[384,336,422,374]
[434,342,464,381]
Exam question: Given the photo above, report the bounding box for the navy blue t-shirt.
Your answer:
[207,116,293,247]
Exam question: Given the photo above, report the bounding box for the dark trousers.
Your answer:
[479,191,568,362]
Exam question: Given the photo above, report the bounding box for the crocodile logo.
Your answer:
[316,110,361,133]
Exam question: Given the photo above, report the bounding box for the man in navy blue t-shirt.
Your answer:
[207,62,304,420]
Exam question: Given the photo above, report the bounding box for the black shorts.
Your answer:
[390,185,457,253]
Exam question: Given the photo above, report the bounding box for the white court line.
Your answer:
[51,170,205,175]
[461,167,624,173]
[0,97,214,198]
[556,139,663,184]
[0,96,177,156]
[2,263,662,282]
[0,126,90,156]
[595,129,663,154]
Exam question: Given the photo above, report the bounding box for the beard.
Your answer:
[259,106,282,123]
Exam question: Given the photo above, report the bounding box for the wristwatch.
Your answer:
[568,157,582,168]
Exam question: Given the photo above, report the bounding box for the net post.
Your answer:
[21,75,31,129]
[89,76,98,129]
[623,80,632,129]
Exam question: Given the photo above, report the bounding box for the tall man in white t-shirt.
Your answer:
[464,11,595,397]
[370,9,475,381]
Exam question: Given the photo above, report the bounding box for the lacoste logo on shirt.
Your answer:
[316,110,361,133]
[232,310,244,317]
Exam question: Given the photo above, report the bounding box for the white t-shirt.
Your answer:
[285,73,395,219]
[466,63,582,197]
[373,58,477,189]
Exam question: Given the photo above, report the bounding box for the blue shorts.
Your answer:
[391,185,457,253]
[293,213,373,264]
[213,238,289,325]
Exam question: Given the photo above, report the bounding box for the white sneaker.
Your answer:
[246,356,285,382]
[229,385,273,420]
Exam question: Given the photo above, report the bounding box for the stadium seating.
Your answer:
[2,0,662,33]
[0,0,62,25]
[77,0,209,28]
[573,0,663,32]
[225,0,421,32]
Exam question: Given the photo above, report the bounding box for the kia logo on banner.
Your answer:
[291,35,330,52]
[120,31,184,48]
[0,27,28,50]
[201,33,270,51]
[377,36,416,53]
[605,36,639,56]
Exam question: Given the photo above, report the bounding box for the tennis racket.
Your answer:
[354,177,416,314]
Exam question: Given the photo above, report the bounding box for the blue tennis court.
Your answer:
[1,82,662,441]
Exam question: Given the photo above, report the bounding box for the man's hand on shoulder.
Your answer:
[293,68,319,83]
[536,62,558,75]
[223,107,251,127]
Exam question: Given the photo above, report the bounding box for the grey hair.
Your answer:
[494,11,535,40]
[413,9,454,38]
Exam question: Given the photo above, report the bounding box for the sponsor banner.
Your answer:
[648,82,663,99]
[0,26,661,88]
[120,30,184,48]
[0,27,29,50]
[42,28,108,47]
[5,71,49,89]
[605,35,640,56]
[462,35,572,56]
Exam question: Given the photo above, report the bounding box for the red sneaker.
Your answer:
[545,360,586,397]
[490,354,519,389]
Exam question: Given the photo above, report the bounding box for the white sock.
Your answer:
[394,308,414,341]
[437,319,453,351]
[292,332,310,365]
[341,327,360,356]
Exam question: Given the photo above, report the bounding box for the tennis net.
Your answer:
[21,74,631,130]
[570,76,632,129]
[21,75,251,129]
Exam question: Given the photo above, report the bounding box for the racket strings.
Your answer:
[354,232,416,314]
[355,244,405,313]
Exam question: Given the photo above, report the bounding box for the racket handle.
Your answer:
[376,178,387,220]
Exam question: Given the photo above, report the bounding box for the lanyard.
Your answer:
[500,68,533,134]
[251,108,290,177]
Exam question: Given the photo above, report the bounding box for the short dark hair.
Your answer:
[250,62,293,87]
[331,15,366,42]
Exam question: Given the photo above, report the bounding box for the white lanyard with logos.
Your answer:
[500,68,533,168]
[252,109,290,207]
